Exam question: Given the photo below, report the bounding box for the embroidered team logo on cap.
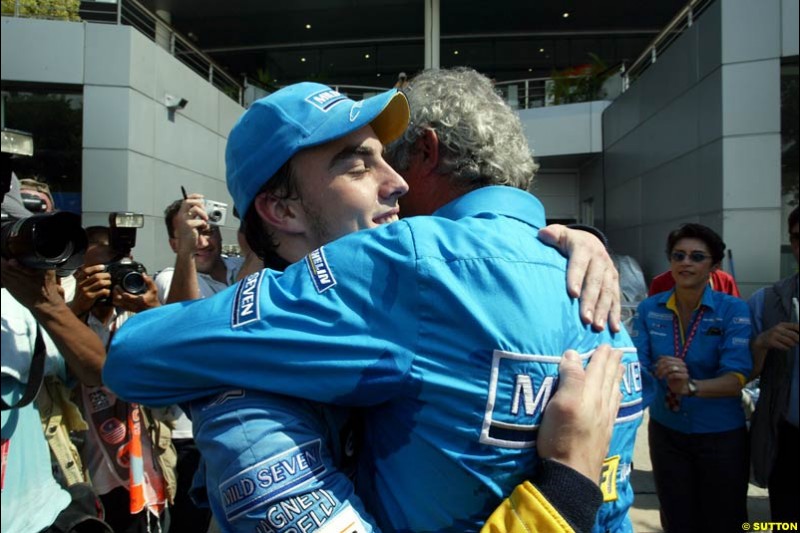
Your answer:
[306,247,336,293]
[350,101,363,121]
[305,89,347,112]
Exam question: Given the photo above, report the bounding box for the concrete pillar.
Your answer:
[155,9,171,52]
[424,0,440,69]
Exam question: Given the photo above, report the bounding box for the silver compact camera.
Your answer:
[202,199,228,226]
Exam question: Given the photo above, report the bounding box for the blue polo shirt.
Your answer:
[632,286,752,434]
[106,186,642,532]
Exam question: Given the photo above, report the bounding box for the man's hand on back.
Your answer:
[539,224,621,333]
[537,345,624,484]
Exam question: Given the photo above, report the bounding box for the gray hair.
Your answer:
[387,67,538,190]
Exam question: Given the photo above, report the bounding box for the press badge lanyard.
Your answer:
[664,307,705,412]
[673,307,706,360]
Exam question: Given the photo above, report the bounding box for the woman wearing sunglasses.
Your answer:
[632,223,753,533]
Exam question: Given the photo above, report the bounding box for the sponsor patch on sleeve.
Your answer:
[305,247,337,294]
[600,455,620,502]
[219,440,326,521]
[232,270,265,328]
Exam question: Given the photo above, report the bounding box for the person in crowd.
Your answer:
[748,206,800,523]
[156,198,244,303]
[68,226,174,532]
[632,223,752,533]
[105,69,641,532]
[2,173,111,532]
[649,261,740,297]
[19,176,55,213]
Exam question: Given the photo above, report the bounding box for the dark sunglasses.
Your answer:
[670,251,711,263]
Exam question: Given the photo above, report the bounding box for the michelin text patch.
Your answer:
[480,348,643,449]
[306,247,337,293]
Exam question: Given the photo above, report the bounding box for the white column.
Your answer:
[155,9,172,52]
[424,0,440,69]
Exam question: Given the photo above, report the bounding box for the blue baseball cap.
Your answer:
[226,82,410,217]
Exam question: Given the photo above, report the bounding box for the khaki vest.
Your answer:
[36,376,89,487]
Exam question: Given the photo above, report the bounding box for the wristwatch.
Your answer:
[686,379,698,397]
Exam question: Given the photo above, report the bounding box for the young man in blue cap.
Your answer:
[105,70,639,532]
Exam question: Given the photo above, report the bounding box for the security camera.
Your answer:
[165,94,189,111]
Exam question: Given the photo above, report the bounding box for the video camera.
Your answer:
[101,212,147,299]
[1,129,87,276]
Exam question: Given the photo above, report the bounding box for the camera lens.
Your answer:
[121,271,147,294]
[0,212,87,270]
[209,210,221,222]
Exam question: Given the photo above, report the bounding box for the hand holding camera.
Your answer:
[111,273,160,313]
[175,191,227,254]
[176,194,211,255]
[70,264,113,317]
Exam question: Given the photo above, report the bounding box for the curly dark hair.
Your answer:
[665,223,726,264]
[241,159,299,267]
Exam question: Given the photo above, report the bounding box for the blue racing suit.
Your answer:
[187,390,375,532]
[105,186,643,532]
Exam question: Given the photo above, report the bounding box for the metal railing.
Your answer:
[3,0,244,104]
[495,77,554,110]
[621,0,715,91]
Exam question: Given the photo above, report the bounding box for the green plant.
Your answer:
[1,0,80,21]
[549,53,612,105]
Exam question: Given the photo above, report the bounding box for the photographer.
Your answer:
[70,227,159,317]
[68,226,174,533]
[2,153,111,531]
[156,195,242,304]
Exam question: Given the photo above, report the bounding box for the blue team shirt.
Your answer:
[106,186,642,532]
[632,287,752,433]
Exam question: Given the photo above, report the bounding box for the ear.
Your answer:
[252,192,305,235]
[415,128,441,175]
[168,237,179,254]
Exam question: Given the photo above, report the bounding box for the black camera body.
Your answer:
[105,257,147,296]
[96,212,147,302]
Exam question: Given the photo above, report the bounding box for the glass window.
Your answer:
[780,59,798,278]
[1,85,83,214]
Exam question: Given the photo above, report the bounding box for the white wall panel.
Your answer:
[782,0,800,56]
[721,0,781,64]
[82,149,130,211]
[1,17,83,84]
[722,134,781,209]
[721,60,780,137]
[84,23,131,88]
[83,85,130,149]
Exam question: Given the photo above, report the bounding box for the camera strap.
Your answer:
[0,324,47,411]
